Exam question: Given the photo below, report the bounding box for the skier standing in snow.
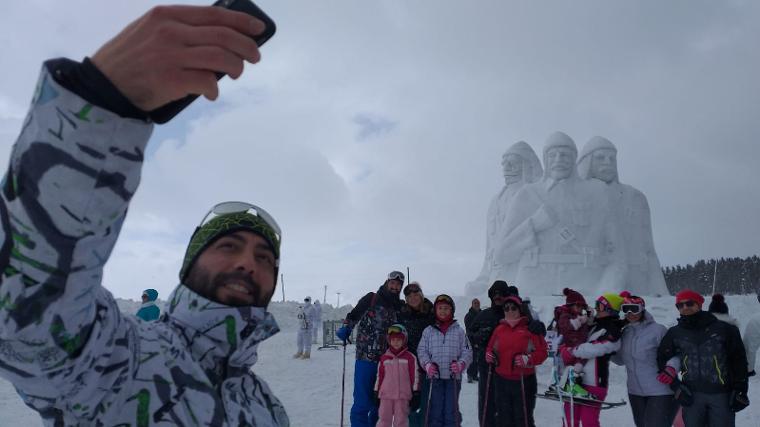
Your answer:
[312,299,323,344]
[418,294,473,427]
[374,324,420,427]
[559,293,624,427]
[743,291,760,377]
[611,292,679,427]
[397,281,435,427]
[136,288,161,321]
[336,271,404,427]
[294,296,316,359]
[0,5,288,425]
[464,298,481,383]
[657,289,749,427]
[485,294,548,427]
[553,287,593,397]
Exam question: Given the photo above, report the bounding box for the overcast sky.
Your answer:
[1,0,758,304]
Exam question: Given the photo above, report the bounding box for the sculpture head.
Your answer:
[502,141,543,186]
[542,132,578,181]
[578,136,618,184]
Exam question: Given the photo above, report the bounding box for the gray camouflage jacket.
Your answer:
[0,67,289,426]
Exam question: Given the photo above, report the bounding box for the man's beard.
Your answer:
[185,267,274,307]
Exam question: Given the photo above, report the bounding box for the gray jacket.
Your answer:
[612,311,676,396]
[418,321,473,380]
[0,67,288,426]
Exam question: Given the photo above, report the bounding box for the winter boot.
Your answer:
[300,352,311,359]
[293,352,303,359]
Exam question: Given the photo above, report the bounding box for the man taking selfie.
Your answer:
[0,4,289,425]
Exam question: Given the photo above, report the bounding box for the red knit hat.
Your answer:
[563,287,587,306]
[675,289,704,306]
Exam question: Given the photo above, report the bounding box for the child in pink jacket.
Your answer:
[375,324,420,427]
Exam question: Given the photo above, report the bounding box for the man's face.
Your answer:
[386,279,402,295]
[491,294,506,307]
[502,154,523,185]
[590,148,618,184]
[546,146,576,180]
[185,231,277,307]
[676,300,701,316]
[472,299,480,310]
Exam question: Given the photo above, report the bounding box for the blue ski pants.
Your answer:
[350,359,379,427]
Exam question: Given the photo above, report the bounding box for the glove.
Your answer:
[559,346,575,365]
[336,326,351,343]
[450,360,465,375]
[527,319,546,336]
[656,366,677,385]
[485,351,499,366]
[425,363,439,379]
[410,392,421,412]
[748,370,756,377]
[513,354,531,368]
[730,390,750,413]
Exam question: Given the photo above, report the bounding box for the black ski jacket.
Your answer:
[657,311,748,394]
[398,298,435,358]
[345,284,402,362]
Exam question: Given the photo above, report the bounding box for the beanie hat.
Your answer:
[387,324,408,344]
[597,293,624,313]
[142,289,158,302]
[180,210,281,282]
[506,286,520,297]
[504,295,523,308]
[708,293,728,314]
[675,289,704,306]
[621,291,645,308]
[488,280,510,300]
[563,287,587,306]
[434,294,456,314]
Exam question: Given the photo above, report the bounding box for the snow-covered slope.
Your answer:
[2,295,758,426]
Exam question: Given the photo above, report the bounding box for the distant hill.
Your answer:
[662,255,760,295]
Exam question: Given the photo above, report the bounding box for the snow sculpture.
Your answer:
[465,142,543,295]
[577,136,668,296]
[493,132,626,296]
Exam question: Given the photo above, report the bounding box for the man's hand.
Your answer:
[656,366,677,385]
[91,5,266,111]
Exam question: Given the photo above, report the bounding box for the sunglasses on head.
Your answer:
[621,304,642,314]
[404,286,421,296]
[388,271,405,283]
[675,300,696,309]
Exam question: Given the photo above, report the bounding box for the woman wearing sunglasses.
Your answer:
[611,292,678,427]
[485,295,548,427]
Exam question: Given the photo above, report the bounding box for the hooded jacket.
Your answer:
[374,347,419,400]
[345,284,402,361]
[486,317,548,380]
[611,311,677,396]
[657,310,748,394]
[136,288,160,322]
[417,320,473,380]
[0,67,288,426]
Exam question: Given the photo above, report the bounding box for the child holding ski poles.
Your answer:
[485,295,548,427]
[418,295,473,427]
[375,324,420,427]
[554,287,594,397]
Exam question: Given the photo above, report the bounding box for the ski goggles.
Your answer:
[199,201,282,245]
[675,300,697,309]
[621,304,643,314]
[387,324,407,336]
[387,270,406,283]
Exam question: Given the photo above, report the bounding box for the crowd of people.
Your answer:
[335,273,756,427]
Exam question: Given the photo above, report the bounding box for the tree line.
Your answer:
[663,255,760,295]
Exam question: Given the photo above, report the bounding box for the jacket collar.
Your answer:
[163,284,280,383]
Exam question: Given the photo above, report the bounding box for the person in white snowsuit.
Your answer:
[295,297,316,359]
[0,5,288,426]
[743,293,760,377]
[312,299,323,344]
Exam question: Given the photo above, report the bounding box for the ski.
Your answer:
[538,388,627,410]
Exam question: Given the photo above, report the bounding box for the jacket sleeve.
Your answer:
[374,356,385,392]
[528,333,549,366]
[409,353,420,392]
[0,67,152,408]
[656,328,676,371]
[459,327,473,368]
[743,316,760,373]
[726,324,749,392]
[485,325,500,356]
[345,292,374,329]
[573,328,621,359]
[417,327,432,368]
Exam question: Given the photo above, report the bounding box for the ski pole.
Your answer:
[340,341,347,427]
[480,364,493,427]
[424,375,435,427]
[452,360,461,427]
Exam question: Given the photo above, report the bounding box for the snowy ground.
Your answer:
[2,294,759,426]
